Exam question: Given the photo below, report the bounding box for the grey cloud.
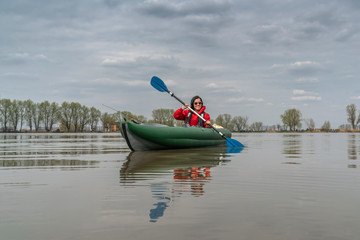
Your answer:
[103,0,123,8]
[249,25,282,43]
[245,2,359,45]
[178,33,218,48]
[137,0,234,35]
[0,1,82,21]
[137,1,181,18]
[302,8,346,27]
[182,14,233,33]
[138,0,232,19]
[343,0,360,8]
[334,27,359,42]
[293,6,359,42]
[295,23,326,41]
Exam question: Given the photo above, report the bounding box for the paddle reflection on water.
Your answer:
[120,147,243,222]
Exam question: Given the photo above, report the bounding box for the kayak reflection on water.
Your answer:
[120,147,243,223]
[173,166,211,197]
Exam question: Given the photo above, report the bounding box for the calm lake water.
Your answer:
[1,132,360,240]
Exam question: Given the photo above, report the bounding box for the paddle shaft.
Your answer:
[167,90,227,140]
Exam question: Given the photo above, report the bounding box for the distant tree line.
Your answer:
[280,104,360,132]
[1,98,359,133]
[0,99,103,132]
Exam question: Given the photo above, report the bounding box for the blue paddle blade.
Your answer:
[226,138,245,148]
[151,76,168,92]
[226,146,244,153]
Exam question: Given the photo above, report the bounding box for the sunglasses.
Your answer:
[194,102,202,105]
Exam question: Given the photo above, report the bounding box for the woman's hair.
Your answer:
[190,95,203,109]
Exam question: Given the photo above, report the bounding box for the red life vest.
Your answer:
[173,106,210,127]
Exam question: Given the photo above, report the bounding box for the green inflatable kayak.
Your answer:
[120,121,231,151]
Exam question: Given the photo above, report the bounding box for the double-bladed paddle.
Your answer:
[151,76,244,148]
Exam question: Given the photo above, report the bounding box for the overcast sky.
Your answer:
[1,0,359,128]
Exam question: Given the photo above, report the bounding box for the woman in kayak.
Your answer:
[173,95,211,127]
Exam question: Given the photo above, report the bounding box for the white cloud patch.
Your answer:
[205,82,243,93]
[90,78,148,87]
[0,52,53,64]
[206,82,218,88]
[295,77,319,83]
[292,96,322,101]
[271,61,321,70]
[227,97,264,103]
[293,89,306,95]
[351,96,360,100]
[101,53,177,66]
[1,72,38,78]
[91,78,120,85]
[293,89,317,95]
[271,61,324,76]
[291,89,322,101]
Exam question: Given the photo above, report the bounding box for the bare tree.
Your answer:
[49,102,60,131]
[112,111,122,123]
[89,107,101,131]
[33,103,43,131]
[151,108,175,126]
[39,101,60,132]
[304,118,315,131]
[9,100,22,131]
[121,111,136,122]
[18,100,26,131]
[346,104,357,129]
[321,121,331,131]
[0,99,12,132]
[231,116,248,132]
[215,114,232,129]
[250,122,263,131]
[101,112,115,131]
[39,101,50,131]
[59,102,72,132]
[79,105,90,132]
[69,102,81,132]
[24,100,34,131]
[281,109,302,131]
[136,115,147,123]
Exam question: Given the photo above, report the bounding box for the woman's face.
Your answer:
[193,98,203,111]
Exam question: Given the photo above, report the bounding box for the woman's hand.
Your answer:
[205,120,211,125]
[182,103,189,110]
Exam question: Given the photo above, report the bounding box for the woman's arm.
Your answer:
[174,108,187,120]
[204,113,211,127]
